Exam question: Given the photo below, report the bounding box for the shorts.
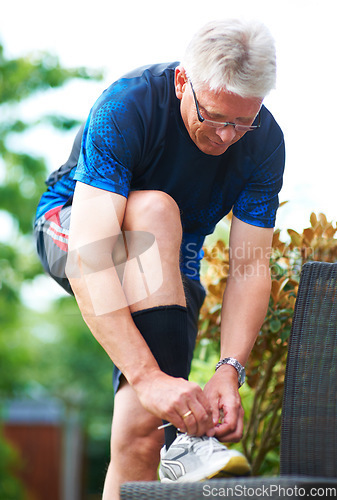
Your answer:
[34,203,206,392]
[35,203,73,295]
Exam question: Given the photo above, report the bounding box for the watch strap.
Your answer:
[215,357,246,387]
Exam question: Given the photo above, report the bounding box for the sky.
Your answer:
[1,0,336,236]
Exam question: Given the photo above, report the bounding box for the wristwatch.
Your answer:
[215,357,246,388]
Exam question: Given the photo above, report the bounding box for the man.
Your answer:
[35,18,285,499]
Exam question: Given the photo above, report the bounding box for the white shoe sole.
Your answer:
[160,454,251,483]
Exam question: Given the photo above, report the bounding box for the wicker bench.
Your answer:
[121,261,337,499]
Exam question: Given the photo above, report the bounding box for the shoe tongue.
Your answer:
[176,433,190,443]
[177,434,201,446]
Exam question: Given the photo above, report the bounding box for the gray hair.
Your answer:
[182,19,276,98]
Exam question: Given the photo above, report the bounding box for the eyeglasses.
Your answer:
[190,81,261,132]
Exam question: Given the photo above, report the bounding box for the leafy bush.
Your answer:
[0,429,25,500]
[195,211,337,475]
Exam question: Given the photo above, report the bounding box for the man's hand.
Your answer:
[203,365,244,442]
[135,370,216,437]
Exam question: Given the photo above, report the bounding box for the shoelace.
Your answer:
[188,436,223,461]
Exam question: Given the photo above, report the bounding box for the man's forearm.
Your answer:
[203,272,271,440]
[219,273,271,365]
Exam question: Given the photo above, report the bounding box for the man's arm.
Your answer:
[66,181,214,435]
[204,215,273,441]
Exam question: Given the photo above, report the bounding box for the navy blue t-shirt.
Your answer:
[36,62,285,279]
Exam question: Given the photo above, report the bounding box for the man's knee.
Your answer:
[110,379,164,463]
[124,190,182,241]
[111,415,164,467]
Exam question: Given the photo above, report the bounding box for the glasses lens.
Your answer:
[203,120,255,132]
[235,124,256,132]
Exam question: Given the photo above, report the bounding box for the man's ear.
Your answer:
[175,66,188,100]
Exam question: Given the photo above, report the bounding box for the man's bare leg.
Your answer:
[102,190,186,499]
[102,377,164,499]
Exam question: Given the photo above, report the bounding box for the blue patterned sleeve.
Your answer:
[74,81,143,197]
[233,138,285,228]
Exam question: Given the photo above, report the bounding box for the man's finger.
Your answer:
[214,405,244,442]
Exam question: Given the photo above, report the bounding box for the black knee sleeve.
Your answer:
[131,305,189,380]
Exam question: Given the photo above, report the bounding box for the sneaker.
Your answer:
[159,434,251,483]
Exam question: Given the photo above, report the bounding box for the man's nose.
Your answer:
[215,125,237,143]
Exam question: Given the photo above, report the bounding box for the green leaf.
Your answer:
[281,327,292,342]
[269,319,282,333]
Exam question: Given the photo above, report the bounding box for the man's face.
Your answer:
[175,67,262,156]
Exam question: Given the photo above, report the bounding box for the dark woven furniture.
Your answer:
[280,261,337,476]
[121,262,337,499]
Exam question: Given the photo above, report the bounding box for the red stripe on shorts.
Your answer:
[44,206,69,252]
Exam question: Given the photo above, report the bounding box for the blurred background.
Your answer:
[0,0,336,498]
